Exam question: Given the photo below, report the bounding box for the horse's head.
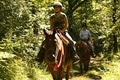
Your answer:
[43,29,73,80]
[43,29,56,62]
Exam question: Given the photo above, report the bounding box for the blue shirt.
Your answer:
[79,29,91,40]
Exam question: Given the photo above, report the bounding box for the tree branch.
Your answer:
[71,0,88,13]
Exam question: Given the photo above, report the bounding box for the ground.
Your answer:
[40,54,120,80]
[70,56,102,80]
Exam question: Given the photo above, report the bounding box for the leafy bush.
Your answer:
[0,57,51,80]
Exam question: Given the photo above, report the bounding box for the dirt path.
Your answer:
[41,56,103,80]
[41,54,120,80]
[70,56,103,80]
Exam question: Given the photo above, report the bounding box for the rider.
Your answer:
[50,2,80,63]
[79,23,96,58]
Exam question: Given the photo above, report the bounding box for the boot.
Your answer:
[86,42,96,58]
[91,47,96,58]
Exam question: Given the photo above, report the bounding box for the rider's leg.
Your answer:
[86,41,96,58]
[65,32,80,62]
[55,33,63,64]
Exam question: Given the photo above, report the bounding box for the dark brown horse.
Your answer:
[75,40,91,73]
[43,29,73,80]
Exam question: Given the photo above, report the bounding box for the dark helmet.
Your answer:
[82,23,87,28]
[53,2,62,8]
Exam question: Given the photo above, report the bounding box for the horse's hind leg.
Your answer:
[84,65,88,72]
[79,62,83,74]
[84,62,89,72]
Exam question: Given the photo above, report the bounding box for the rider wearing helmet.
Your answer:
[53,2,62,8]
[50,2,80,63]
[50,2,67,32]
[79,23,96,58]
[35,2,79,64]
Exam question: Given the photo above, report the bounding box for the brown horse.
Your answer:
[43,29,73,80]
[75,40,91,73]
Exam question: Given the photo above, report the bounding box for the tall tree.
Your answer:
[66,0,88,30]
[112,0,118,53]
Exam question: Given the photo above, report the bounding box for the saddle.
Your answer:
[56,29,69,45]
[82,40,92,49]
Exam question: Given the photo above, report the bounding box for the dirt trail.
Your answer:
[70,56,103,80]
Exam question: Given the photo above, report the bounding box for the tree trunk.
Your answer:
[66,0,73,31]
[113,33,118,53]
[112,0,118,53]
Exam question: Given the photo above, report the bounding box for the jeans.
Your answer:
[64,32,76,59]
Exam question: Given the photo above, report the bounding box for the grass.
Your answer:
[0,56,52,80]
[101,60,120,80]
[1,52,120,80]
[87,53,120,80]
[38,52,120,80]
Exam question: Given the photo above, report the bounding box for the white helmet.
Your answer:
[53,2,62,8]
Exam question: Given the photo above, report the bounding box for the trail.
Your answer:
[40,54,120,80]
[70,56,103,80]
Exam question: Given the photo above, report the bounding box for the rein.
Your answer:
[53,33,64,71]
[53,50,63,71]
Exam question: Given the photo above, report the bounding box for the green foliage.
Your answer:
[101,53,120,80]
[0,0,120,79]
[0,58,28,80]
[0,0,45,58]
[0,58,51,80]
[69,0,120,53]
[0,0,50,79]
[0,0,30,39]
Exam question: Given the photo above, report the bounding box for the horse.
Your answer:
[42,29,73,80]
[75,40,91,73]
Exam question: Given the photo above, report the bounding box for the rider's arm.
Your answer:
[88,30,93,42]
[79,30,83,40]
[62,14,68,32]
[79,31,82,39]
[50,17,54,31]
